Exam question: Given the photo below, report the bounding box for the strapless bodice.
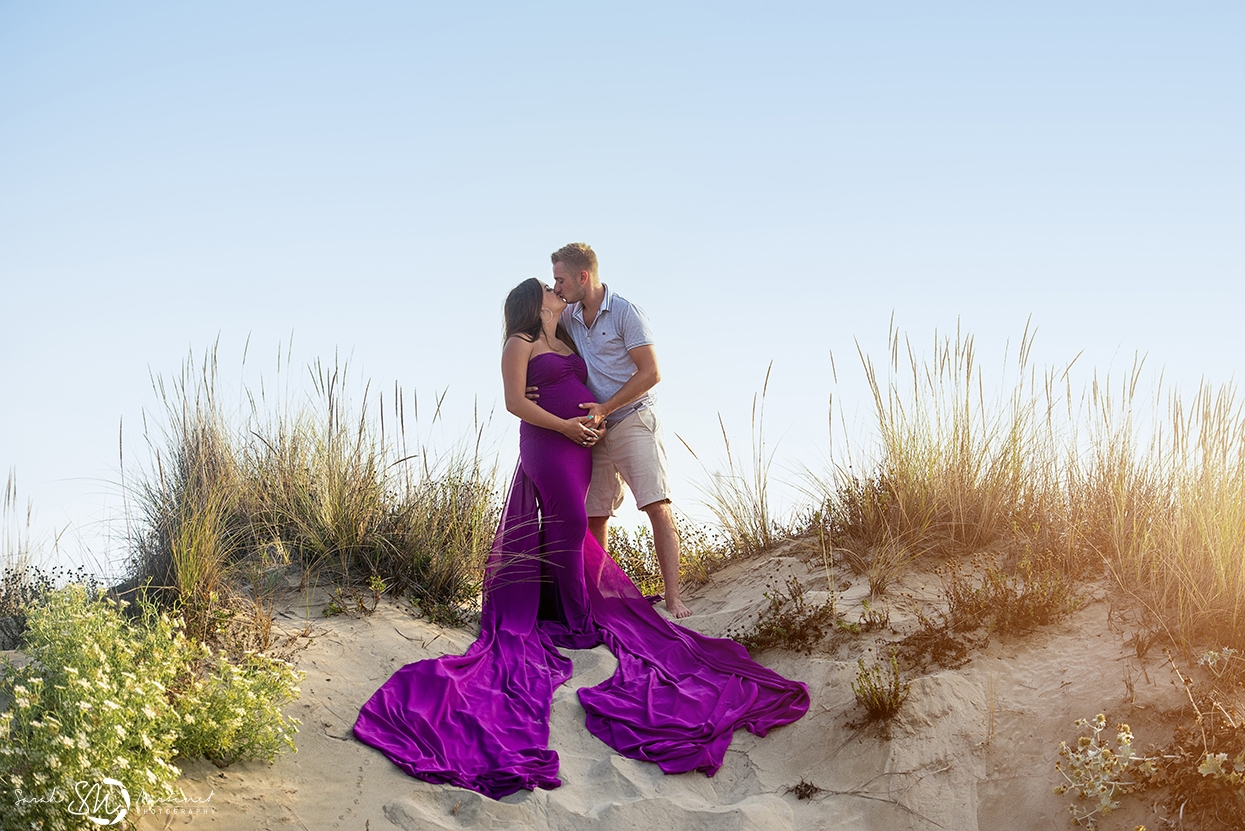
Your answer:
[526,352,596,421]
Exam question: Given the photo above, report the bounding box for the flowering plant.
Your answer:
[1054,714,1154,829]
[0,585,302,830]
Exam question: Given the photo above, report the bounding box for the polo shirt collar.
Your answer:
[571,283,612,325]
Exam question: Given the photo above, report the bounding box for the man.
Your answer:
[548,242,691,619]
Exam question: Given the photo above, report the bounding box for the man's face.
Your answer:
[541,283,566,315]
[552,261,587,303]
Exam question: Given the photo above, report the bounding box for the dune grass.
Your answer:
[1084,373,1245,650]
[677,362,789,558]
[815,321,1076,566]
[126,346,500,639]
[681,321,1245,662]
[816,323,1245,657]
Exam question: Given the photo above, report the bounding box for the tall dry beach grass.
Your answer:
[711,321,1245,658]
[833,323,1069,554]
[1085,373,1245,649]
[126,345,500,638]
[679,362,787,558]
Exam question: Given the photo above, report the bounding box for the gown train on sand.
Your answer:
[353,352,809,799]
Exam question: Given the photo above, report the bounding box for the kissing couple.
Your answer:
[354,243,808,799]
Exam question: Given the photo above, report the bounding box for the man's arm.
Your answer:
[579,344,660,422]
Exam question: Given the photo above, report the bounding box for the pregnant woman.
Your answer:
[353,278,809,799]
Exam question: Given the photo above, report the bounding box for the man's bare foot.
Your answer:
[665,595,692,619]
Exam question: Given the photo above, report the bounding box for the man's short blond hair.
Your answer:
[551,242,598,278]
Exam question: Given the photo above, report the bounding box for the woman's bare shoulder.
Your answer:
[502,334,538,363]
[504,334,537,349]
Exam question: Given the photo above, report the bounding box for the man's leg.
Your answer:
[642,500,690,619]
[609,408,686,617]
[586,435,622,552]
[588,516,609,550]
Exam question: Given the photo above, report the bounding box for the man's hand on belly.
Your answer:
[579,402,608,423]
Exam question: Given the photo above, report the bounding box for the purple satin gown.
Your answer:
[353,352,809,799]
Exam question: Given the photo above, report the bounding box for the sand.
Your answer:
[127,545,1192,831]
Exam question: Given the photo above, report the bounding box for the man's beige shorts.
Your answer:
[585,408,671,516]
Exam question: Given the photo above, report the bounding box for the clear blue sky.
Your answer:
[2,2,1242,574]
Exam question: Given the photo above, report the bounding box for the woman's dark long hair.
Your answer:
[504,278,543,344]
[503,278,578,354]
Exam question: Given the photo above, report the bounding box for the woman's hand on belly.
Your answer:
[561,415,602,447]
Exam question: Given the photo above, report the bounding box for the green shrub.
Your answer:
[851,647,910,721]
[608,515,731,598]
[0,585,302,830]
[608,524,662,597]
[175,650,302,767]
[943,554,1079,636]
[0,563,100,650]
[729,575,838,654]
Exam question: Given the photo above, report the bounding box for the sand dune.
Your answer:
[132,547,1186,831]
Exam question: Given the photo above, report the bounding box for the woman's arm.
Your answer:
[502,338,599,443]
